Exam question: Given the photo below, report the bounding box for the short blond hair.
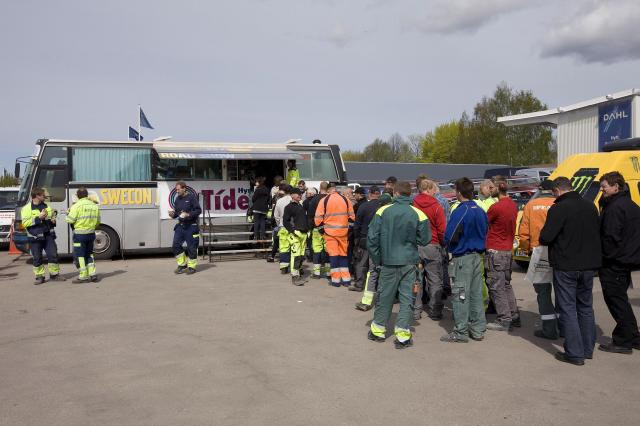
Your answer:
[419,179,437,193]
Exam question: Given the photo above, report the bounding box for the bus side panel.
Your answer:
[52,200,71,255]
[160,219,176,249]
[99,208,125,248]
[124,208,160,250]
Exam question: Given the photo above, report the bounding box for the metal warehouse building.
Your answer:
[498,88,640,163]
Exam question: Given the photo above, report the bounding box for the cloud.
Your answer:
[409,0,532,34]
[321,24,356,48]
[541,0,640,64]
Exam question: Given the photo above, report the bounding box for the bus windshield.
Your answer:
[296,150,339,181]
[0,190,18,210]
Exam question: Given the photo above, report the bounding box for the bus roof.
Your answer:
[39,139,333,159]
[39,138,332,149]
[38,139,331,160]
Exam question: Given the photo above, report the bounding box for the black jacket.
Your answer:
[283,202,309,234]
[353,199,380,248]
[539,191,601,271]
[306,193,327,230]
[599,188,640,269]
[251,185,270,214]
[354,198,366,215]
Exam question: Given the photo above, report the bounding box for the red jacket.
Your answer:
[413,193,445,245]
[486,196,518,251]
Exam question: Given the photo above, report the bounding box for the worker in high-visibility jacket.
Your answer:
[21,187,64,285]
[66,187,101,283]
[282,188,309,286]
[314,183,355,287]
[306,182,330,278]
[169,181,202,275]
[286,160,300,187]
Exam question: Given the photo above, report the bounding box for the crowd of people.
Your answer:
[22,162,640,364]
[261,171,640,363]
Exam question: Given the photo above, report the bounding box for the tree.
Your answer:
[0,170,19,187]
[342,150,366,161]
[420,121,459,163]
[454,83,554,165]
[362,138,395,162]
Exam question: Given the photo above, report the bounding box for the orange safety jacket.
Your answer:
[314,192,355,238]
[518,194,555,252]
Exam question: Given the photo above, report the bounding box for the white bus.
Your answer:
[0,186,19,244]
[13,139,347,258]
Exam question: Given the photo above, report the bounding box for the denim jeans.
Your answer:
[553,270,596,360]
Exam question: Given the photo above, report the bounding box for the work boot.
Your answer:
[72,278,90,284]
[511,316,522,328]
[598,343,633,355]
[34,276,45,285]
[470,334,485,341]
[174,265,187,274]
[534,330,558,340]
[367,330,385,342]
[440,332,469,343]
[90,275,99,283]
[49,275,66,282]
[355,302,372,311]
[486,320,512,332]
[280,267,289,275]
[186,267,196,275]
[266,255,275,263]
[347,285,363,292]
[291,276,306,286]
[394,338,413,349]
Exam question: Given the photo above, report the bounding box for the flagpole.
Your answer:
[137,104,141,142]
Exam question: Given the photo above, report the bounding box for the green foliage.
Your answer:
[344,83,554,165]
[454,83,554,165]
[420,121,459,163]
[0,170,19,187]
[342,150,366,161]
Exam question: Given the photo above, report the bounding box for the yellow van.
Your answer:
[513,149,640,267]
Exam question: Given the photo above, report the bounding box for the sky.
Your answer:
[1,0,640,171]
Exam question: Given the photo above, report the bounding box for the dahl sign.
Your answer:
[599,99,632,150]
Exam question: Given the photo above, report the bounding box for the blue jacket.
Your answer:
[434,192,451,223]
[444,200,487,256]
[172,193,202,227]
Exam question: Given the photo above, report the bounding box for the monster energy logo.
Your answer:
[571,168,599,196]
[632,157,640,173]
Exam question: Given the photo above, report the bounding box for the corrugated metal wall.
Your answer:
[557,106,598,163]
[633,96,640,139]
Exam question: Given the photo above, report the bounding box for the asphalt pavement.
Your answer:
[0,251,639,425]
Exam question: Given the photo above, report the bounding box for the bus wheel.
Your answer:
[94,225,119,260]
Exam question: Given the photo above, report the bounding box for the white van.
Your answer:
[514,167,554,181]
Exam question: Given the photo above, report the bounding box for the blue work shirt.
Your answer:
[173,193,202,227]
[444,200,488,256]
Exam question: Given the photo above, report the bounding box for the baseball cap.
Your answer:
[354,187,365,195]
[368,185,381,194]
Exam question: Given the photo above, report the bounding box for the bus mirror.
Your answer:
[14,162,20,179]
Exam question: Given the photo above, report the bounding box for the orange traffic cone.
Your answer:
[8,222,22,255]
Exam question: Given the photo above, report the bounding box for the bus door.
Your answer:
[31,146,72,254]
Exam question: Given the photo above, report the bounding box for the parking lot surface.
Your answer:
[1,252,639,425]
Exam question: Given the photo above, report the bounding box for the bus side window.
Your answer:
[34,168,67,202]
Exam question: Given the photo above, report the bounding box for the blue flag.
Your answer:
[129,126,143,141]
[140,108,154,129]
